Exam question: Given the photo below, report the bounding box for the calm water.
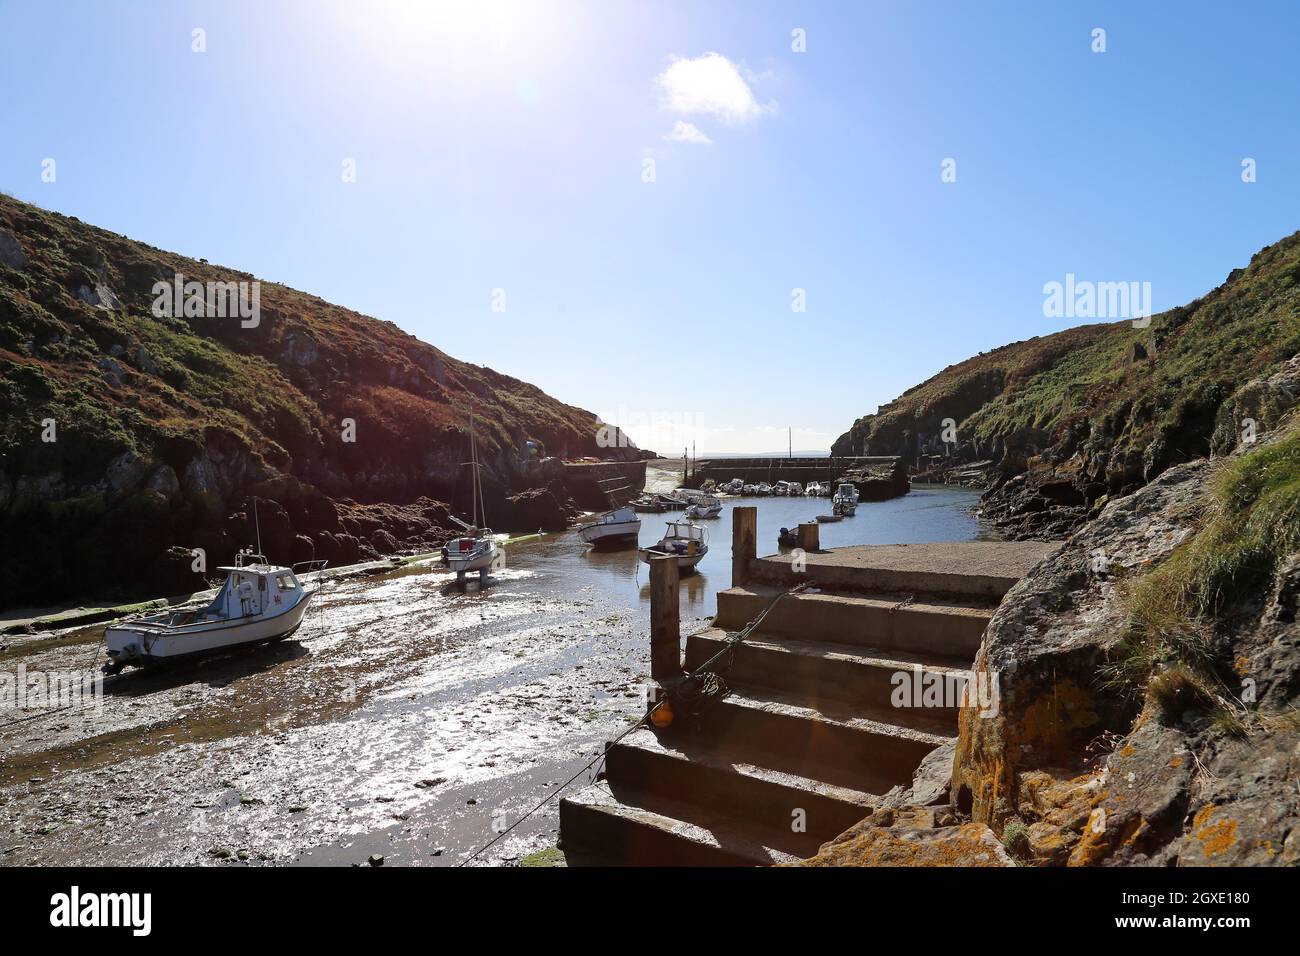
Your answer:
[564,484,990,618]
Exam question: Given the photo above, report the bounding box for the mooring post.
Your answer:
[649,554,681,681]
[732,506,757,588]
[797,521,820,553]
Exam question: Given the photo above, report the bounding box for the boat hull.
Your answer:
[579,520,641,549]
[637,547,707,571]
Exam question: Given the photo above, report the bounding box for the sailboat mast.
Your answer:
[469,404,479,528]
[253,495,263,556]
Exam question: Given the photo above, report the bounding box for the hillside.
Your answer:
[832,233,1300,537]
[0,194,634,608]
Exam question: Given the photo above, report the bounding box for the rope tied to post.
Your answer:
[455,580,808,867]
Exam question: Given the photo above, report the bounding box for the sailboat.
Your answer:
[446,404,501,586]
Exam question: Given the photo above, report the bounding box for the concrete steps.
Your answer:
[714,584,993,658]
[558,538,1057,866]
[691,687,953,787]
[559,780,810,866]
[685,627,968,728]
[602,727,878,838]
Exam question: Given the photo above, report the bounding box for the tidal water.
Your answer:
[574,484,989,616]
[0,485,985,868]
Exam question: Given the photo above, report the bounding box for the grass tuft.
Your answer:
[1104,419,1300,726]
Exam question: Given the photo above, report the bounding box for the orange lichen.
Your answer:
[1192,804,1238,858]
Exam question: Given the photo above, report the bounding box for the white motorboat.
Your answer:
[578,505,641,549]
[832,482,859,517]
[805,482,823,497]
[742,484,758,496]
[447,403,502,585]
[684,495,722,519]
[103,549,324,674]
[787,482,804,496]
[638,520,708,572]
[756,482,772,496]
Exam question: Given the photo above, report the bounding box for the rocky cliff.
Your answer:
[0,194,635,608]
[806,358,1300,866]
[832,231,1300,539]
[951,360,1300,865]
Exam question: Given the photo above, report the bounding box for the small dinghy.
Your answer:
[579,505,641,550]
[104,550,324,674]
[638,520,708,572]
[816,513,844,523]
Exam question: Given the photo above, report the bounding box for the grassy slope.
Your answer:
[0,193,615,499]
[832,231,1300,475]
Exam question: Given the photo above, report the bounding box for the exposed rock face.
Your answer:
[951,410,1300,865]
[0,193,638,608]
[840,457,910,501]
[799,805,1014,867]
[953,461,1204,830]
[0,230,25,269]
[1210,353,1300,455]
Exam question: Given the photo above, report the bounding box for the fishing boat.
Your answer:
[446,405,501,585]
[578,505,641,550]
[103,536,325,674]
[832,482,859,517]
[639,520,708,571]
[684,495,722,519]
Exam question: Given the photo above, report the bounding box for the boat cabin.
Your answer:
[202,564,303,621]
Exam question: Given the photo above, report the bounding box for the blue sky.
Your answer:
[2,1,1297,453]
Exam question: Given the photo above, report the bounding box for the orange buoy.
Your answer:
[650,699,674,728]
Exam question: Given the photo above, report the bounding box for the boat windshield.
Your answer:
[665,522,704,540]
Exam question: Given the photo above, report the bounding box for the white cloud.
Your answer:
[664,120,713,145]
[655,52,772,125]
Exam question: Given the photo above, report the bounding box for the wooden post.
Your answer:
[649,555,681,681]
[797,521,820,553]
[732,506,757,588]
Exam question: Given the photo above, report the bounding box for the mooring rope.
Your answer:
[456,580,807,866]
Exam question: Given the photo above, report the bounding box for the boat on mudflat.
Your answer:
[103,550,324,674]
